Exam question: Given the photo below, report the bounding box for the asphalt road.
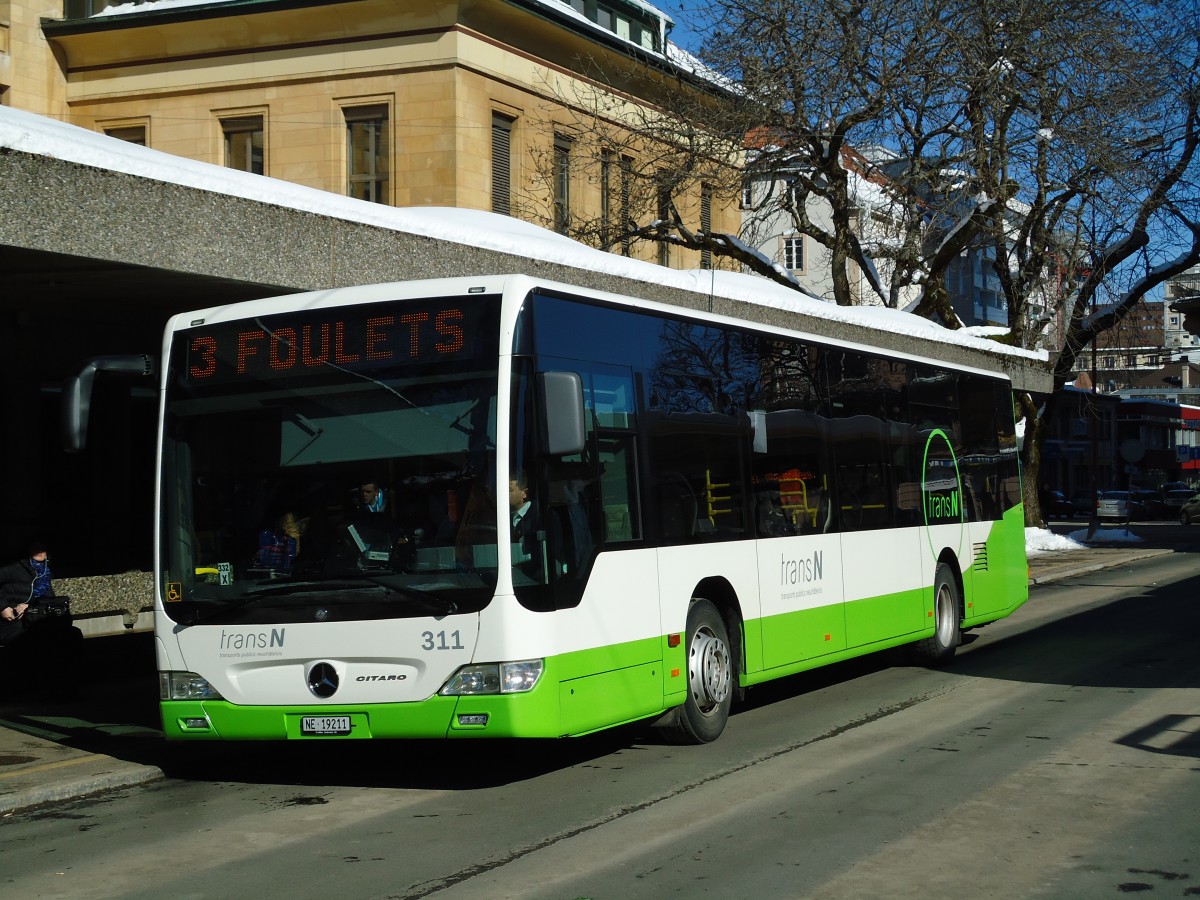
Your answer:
[2,549,1199,899]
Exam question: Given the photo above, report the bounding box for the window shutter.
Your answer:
[492,114,513,216]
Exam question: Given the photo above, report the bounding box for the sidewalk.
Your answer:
[1026,541,1176,585]
[1,631,164,817]
[0,540,1181,817]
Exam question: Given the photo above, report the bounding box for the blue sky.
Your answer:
[657,0,708,53]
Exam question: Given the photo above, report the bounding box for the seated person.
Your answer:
[257,512,306,573]
[510,472,557,582]
[330,478,413,571]
[0,541,83,698]
[358,479,388,515]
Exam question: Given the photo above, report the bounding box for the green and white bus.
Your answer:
[148,274,1026,743]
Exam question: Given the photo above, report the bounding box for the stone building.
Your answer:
[6,0,739,266]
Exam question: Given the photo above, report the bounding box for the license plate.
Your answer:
[301,715,352,736]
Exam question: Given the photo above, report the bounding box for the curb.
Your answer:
[1,756,164,817]
[1028,547,1176,586]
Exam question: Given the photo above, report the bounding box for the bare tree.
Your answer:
[541,0,1200,525]
[516,71,750,271]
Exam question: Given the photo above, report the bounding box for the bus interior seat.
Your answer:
[658,473,696,539]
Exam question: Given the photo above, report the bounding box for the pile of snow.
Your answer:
[1025,527,1086,555]
[1025,525,1143,556]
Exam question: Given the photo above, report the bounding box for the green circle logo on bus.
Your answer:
[922,429,964,554]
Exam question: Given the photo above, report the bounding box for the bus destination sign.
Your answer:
[184,300,487,383]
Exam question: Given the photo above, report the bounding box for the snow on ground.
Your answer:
[1025,525,1142,556]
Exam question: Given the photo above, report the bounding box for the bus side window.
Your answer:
[749,338,835,538]
[597,434,639,543]
[658,472,697,540]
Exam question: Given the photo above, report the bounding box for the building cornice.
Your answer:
[42,0,725,95]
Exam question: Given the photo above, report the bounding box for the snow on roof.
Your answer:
[0,105,1045,363]
[90,0,673,22]
[88,0,725,90]
[91,0,217,16]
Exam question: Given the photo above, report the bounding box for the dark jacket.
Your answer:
[0,558,54,608]
[1,558,54,647]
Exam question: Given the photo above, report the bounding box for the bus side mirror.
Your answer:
[539,371,586,456]
[62,354,155,453]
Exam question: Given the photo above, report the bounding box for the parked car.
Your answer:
[1179,493,1200,525]
[1162,481,1191,495]
[1044,490,1074,518]
[1096,490,1134,521]
[1163,489,1194,516]
[1131,489,1166,519]
[1069,490,1098,517]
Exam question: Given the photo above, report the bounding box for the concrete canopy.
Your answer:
[0,147,1051,391]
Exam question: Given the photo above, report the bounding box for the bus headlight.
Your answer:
[160,671,223,701]
[439,659,544,695]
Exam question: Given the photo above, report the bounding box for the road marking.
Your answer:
[0,754,98,780]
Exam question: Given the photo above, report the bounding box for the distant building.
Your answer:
[1117,359,1200,406]
[744,146,1068,336]
[739,142,917,307]
[1164,265,1200,353]
[1069,296,1172,392]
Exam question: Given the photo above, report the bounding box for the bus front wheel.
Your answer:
[911,563,960,665]
[667,598,733,744]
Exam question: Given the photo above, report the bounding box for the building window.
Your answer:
[576,0,662,51]
[657,173,671,267]
[222,116,264,175]
[345,105,389,204]
[601,149,614,250]
[620,155,633,257]
[783,235,804,271]
[553,133,572,234]
[741,179,754,210]
[700,184,713,270]
[105,125,146,145]
[492,113,514,216]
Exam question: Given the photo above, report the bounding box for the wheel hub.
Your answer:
[688,627,731,714]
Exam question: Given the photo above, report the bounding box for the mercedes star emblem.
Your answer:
[307,662,340,698]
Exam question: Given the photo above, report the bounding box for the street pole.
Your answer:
[1086,336,1099,540]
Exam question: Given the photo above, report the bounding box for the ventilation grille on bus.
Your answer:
[972,543,989,571]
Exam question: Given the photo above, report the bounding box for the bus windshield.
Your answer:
[159,295,501,626]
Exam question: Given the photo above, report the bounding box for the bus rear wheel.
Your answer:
[668,598,733,744]
[911,563,960,665]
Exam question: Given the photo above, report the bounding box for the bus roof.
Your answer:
[167,274,1051,392]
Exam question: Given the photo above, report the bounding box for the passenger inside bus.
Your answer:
[255,511,307,574]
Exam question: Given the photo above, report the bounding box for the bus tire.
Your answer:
[911,563,960,665]
[667,598,734,744]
